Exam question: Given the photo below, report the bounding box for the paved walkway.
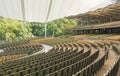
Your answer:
[31,44,53,56]
[41,44,53,53]
[22,44,53,58]
[12,44,53,60]
[0,49,4,53]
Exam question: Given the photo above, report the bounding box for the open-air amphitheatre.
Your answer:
[0,0,119,76]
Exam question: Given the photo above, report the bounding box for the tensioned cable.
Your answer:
[25,0,28,22]
[21,0,26,35]
[31,0,35,27]
[44,0,53,38]
[45,0,53,22]
[21,0,25,21]
[48,0,56,36]
[21,0,26,22]
[48,0,56,21]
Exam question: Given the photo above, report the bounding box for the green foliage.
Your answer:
[0,18,32,41]
[30,23,44,37]
[48,18,78,36]
[0,17,78,41]
[87,34,113,40]
[30,18,78,37]
[40,37,75,45]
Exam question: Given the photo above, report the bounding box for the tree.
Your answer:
[0,17,78,41]
[30,22,44,37]
[47,18,78,36]
[0,18,32,41]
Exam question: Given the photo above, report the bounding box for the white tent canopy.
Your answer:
[0,0,115,23]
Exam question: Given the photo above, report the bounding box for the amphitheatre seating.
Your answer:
[0,52,78,72]
[103,43,120,76]
[74,48,108,76]
[47,50,99,76]
[0,38,43,63]
[71,34,93,40]
[2,43,42,55]
[94,41,105,48]
[0,37,119,76]
[0,39,43,57]
[0,41,28,49]
[113,45,120,55]
[19,42,92,74]
[103,35,120,41]
[0,54,27,63]
[25,49,91,76]
[0,41,87,75]
[104,56,120,76]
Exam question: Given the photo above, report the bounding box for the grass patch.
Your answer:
[40,37,75,45]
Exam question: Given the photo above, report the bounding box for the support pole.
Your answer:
[44,23,47,38]
[44,0,53,38]
[23,21,26,35]
[21,0,26,36]
[52,30,55,37]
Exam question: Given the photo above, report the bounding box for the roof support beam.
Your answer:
[21,0,26,37]
[44,0,53,38]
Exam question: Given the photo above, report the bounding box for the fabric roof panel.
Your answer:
[0,0,114,22]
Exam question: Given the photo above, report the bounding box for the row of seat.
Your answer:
[0,43,43,63]
[0,54,27,63]
[0,51,66,70]
[2,40,89,75]
[0,38,119,76]
[2,50,81,74]
[18,41,96,75]
[74,48,108,76]
[0,40,29,49]
[46,50,99,76]
[0,38,44,57]
[104,56,120,76]
[104,44,120,76]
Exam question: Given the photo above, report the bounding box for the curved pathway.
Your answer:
[0,49,4,53]
[22,44,53,58]
[41,44,53,53]
[11,44,53,61]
